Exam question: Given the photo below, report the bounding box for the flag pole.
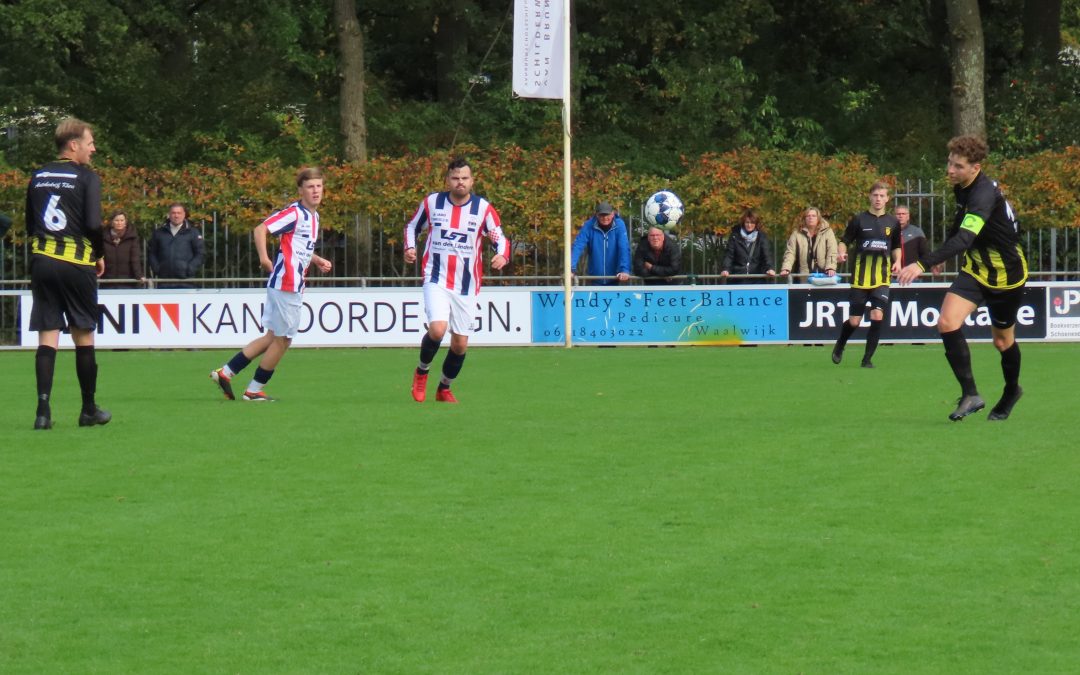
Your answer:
[561,0,573,348]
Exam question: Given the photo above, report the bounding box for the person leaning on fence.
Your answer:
[779,206,837,279]
[895,204,938,277]
[720,208,776,283]
[148,202,204,288]
[101,209,145,288]
[569,202,630,285]
[25,118,111,430]
[633,226,682,285]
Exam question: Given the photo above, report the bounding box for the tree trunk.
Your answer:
[335,0,368,163]
[1022,0,1062,67]
[945,0,985,137]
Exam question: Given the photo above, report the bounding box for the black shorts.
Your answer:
[29,255,99,331]
[948,272,1025,329]
[847,285,891,313]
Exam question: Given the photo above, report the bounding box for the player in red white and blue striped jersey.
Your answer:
[264,198,320,293]
[404,158,509,403]
[210,168,332,402]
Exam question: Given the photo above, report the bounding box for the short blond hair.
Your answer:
[55,118,92,152]
[296,167,324,186]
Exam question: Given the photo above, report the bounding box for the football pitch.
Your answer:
[2,343,1078,672]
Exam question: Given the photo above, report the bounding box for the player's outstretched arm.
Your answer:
[311,254,332,274]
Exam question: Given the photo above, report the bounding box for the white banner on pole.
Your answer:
[512,0,565,99]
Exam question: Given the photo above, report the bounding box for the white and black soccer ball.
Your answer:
[643,190,684,231]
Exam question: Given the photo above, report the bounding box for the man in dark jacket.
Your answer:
[633,226,682,285]
[148,202,204,288]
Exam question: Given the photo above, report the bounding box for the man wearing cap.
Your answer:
[570,202,631,285]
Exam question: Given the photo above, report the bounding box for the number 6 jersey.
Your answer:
[405,191,510,296]
[26,159,103,266]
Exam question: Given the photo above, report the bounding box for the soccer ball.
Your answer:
[643,190,684,231]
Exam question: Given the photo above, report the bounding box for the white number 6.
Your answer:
[43,195,68,232]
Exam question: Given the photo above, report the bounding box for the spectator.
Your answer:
[895,204,934,274]
[101,210,145,288]
[570,202,630,285]
[721,208,776,283]
[633,226,682,285]
[0,212,12,239]
[779,206,838,279]
[149,202,204,288]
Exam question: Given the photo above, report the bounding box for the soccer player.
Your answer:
[210,167,332,401]
[404,158,510,403]
[25,118,111,429]
[832,182,902,368]
[898,135,1027,421]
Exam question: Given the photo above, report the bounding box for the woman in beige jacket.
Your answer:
[779,207,838,279]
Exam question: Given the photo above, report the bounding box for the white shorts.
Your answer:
[262,287,303,338]
[423,283,478,336]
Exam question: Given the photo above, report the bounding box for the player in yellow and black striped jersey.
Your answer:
[898,135,1027,422]
[831,181,902,368]
[25,118,111,430]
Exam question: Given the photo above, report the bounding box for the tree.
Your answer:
[1023,0,1064,67]
[946,0,987,137]
[335,0,368,162]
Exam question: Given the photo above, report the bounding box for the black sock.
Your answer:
[254,367,274,385]
[836,320,857,348]
[863,320,882,361]
[75,345,98,414]
[35,346,57,417]
[1000,342,1021,394]
[226,351,252,375]
[439,350,466,388]
[418,333,441,372]
[941,329,978,396]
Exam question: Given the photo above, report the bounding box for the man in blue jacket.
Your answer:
[570,202,631,285]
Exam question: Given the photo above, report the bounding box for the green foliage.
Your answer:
[988,62,1080,157]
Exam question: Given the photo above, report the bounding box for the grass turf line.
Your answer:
[1,344,1078,672]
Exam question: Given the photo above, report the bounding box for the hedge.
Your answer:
[2,146,1077,247]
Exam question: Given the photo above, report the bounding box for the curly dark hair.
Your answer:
[947,135,989,164]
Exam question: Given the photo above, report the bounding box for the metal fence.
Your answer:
[3,179,1079,344]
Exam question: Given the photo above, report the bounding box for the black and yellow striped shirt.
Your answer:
[25,159,102,266]
[842,211,901,290]
[920,171,1027,290]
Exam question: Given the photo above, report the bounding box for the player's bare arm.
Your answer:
[253,223,273,272]
[311,254,332,274]
[897,262,923,285]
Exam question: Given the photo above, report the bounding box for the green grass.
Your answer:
[2,343,1078,673]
